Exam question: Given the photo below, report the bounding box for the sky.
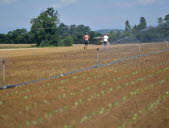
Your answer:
[0,0,169,34]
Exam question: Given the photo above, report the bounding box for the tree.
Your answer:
[62,36,73,46]
[4,29,29,44]
[88,31,102,44]
[132,25,138,33]
[157,17,163,25]
[74,25,90,44]
[137,17,147,30]
[125,20,131,32]
[30,8,60,46]
[69,24,76,36]
[164,14,169,22]
[58,23,69,37]
[76,25,90,34]
[0,34,6,44]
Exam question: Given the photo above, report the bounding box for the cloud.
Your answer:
[53,0,79,9]
[0,0,17,5]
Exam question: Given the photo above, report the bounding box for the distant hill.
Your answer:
[95,29,124,34]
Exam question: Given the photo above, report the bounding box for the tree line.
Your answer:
[0,8,101,46]
[0,7,169,46]
[109,14,169,43]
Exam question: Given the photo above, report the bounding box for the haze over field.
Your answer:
[0,0,169,33]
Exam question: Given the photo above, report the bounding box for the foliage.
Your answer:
[0,29,32,44]
[0,34,7,44]
[109,14,169,43]
[137,17,147,30]
[0,7,99,46]
[125,20,131,32]
[30,8,60,46]
[58,36,73,46]
[164,14,169,21]
[0,9,169,46]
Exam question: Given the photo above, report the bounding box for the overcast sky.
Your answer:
[0,0,169,33]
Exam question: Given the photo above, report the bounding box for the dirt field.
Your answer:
[0,42,168,86]
[0,44,36,48]
[0,43,169,128]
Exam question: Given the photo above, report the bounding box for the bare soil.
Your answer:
[0,43,169,128]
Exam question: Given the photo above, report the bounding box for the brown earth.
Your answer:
[0,43,169,128]
[0,43,168,86]
[0,44,36,48]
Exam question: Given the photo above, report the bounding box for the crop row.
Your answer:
[2,53,168,99]
[65,72,169,127]
[2,58,168,106]
[3,49,168,86]
[21,74,169,128]
[118,91,169,128]
[4,51,96,85]
[0,50,168,128]
[14,67,169,127]
[2,49,167,87]
[1,61,168,123]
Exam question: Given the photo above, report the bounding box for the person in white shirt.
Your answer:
[103,33,109,48]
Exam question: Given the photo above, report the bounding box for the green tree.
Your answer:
[157,17,163,25]
[75,25,90,44]
[132,25,138,33]
[63,36,73,46]
[164,14,169,22]
[88,31,102,44]
[69,24,76,36]
[0,34,6,44]
[30,8,60,46]
[137,17,147,30]
[58,23,69,37]
[5,29,29,44]
[125,20,131,32]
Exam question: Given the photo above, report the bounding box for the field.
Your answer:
[0,44,36,48]
[0,43,169,128]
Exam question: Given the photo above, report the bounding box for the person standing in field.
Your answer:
[103,33,109,48]
[83,32,90,50]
